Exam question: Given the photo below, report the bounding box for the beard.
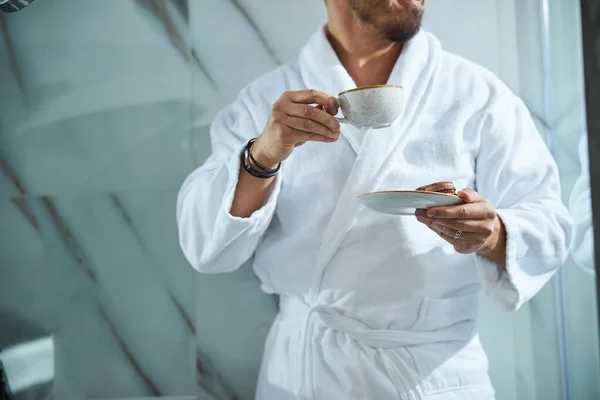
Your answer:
[348,0,424,43]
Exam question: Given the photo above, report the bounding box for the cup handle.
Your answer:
[333,97,349,124]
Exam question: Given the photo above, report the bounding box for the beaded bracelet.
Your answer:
[248,139,280,174]
[240,138,281,179]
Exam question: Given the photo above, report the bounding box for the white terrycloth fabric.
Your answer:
[177,26,572,399]
[568,133,594,275]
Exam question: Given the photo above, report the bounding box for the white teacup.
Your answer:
[335,85,404,130]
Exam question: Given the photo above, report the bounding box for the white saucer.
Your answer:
[357,190,463,215]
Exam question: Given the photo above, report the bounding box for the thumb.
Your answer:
[325,96,339,115]
[457,188,483,204]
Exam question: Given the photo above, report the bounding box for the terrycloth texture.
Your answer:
[568,133,594,275]
[177,26,572,400]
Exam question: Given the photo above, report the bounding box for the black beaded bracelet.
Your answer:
[240,138,281,179]
[247,138,280,174]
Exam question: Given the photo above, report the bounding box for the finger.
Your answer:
[414,209,427,218]
[457,188,483,204]
[283,114,340,139]
[285,89,339,110]
[425,226,478,254]
[287,128,338,144]
[431,222,484,244]
[323,97,339,115]
[315,104,333,114]
[419,218,479,241]
[316,103,338,116]
[416,216,493,235]
[427,201,495,220]
[284,103,340,133]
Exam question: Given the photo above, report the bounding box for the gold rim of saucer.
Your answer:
[357,190,460,199]
[339,84,404,96]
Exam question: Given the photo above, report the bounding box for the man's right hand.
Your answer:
[250,90,341,169]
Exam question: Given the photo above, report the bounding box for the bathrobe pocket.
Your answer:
[407,292,491,395]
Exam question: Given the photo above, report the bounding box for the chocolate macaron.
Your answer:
[415,181,457,195]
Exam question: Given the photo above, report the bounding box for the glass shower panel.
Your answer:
[0,1,199,399]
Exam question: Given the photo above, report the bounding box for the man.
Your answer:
[177,0,572,398]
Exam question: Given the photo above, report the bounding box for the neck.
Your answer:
[326,2,404,87]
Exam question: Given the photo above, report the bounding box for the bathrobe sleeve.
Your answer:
[176,88,281,274]
[473,97,573,311]
[568,134,595,275]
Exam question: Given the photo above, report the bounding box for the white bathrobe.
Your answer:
[177,27,572,399]
[569,133,594,275]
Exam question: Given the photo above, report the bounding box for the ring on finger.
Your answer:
[453,230,463,240]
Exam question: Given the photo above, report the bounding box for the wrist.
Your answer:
[478,216,507,266]
[480,216,501,255]
[251,137,280,170]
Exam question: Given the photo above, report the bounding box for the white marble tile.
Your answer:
[0,163,22,198]
[195,265,277,399]
[513,0,547,123]
[189,0,280,104]
[0,198,148,398]
[53,313,156,399]
[477,295,518,400]
[94,397,199,400]
[527,281,566,399]
[232,0,327,64]
[0,198,97,331]
[48,194,197,396]
[0,0,209,197]
[423,0,503,75]
[0,193,205,398]
[548,1,586,128]
[1,102,199,196]
[0,20,27,133]
[562,260,600,400]
[110,191,197,326]
[3,0,200,129]
[188,124,212,169]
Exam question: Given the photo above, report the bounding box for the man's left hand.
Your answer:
[414,188,506,266]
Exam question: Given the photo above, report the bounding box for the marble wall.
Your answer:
[0,1,205,398]
[0,0,598,399]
